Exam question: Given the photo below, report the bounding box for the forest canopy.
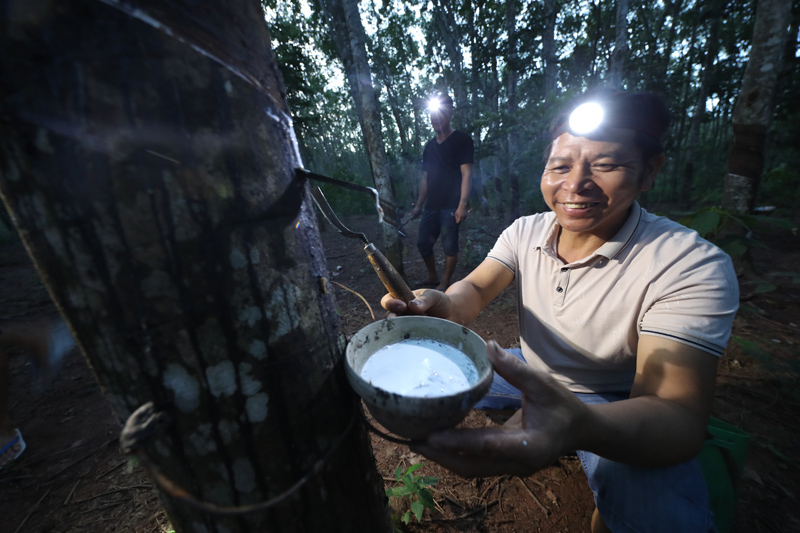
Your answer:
[264,0,800,219]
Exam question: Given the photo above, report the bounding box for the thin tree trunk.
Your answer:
[543,0,558,102]
[722,0,792,212]
[0,1,391,531]
[433,0,470,121]
[607,0,629,88]
[680,12,722,208]
[506,0,520,221]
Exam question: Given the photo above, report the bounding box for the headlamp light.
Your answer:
[553,98,666,142]
[568,103,604,134]
[427,97,442,113]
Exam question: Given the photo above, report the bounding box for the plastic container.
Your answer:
[698,417,751,533]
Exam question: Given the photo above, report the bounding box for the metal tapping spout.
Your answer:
[304,177,414,303]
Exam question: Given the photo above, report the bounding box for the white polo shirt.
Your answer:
[487,202,739,393]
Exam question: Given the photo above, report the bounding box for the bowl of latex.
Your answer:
[345,316,493,440]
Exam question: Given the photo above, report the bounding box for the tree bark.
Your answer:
[607,0,629,88]
[0,1,391,531]
[722,0,792,212]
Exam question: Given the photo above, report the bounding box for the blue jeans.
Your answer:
[417,209,460,257]
[474,349,717,533]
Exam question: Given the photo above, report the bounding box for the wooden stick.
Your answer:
[517,477,549,515]
[63,479,80,505]
[72,484,153,505]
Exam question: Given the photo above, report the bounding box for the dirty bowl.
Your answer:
[345,316,493,440]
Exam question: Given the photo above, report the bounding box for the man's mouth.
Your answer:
[563,202,598,209]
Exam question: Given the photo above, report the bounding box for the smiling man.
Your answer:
[382,91,739,532]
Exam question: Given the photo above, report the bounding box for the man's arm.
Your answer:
[412,336,718,477]
[410,171,428,219]
[454,163,471,223]
[381,258,513,325]
[574,335,717,465]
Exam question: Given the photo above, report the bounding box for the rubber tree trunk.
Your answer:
[722,0,792,213]
[0,1,392,532]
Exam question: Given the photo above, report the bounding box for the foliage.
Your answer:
[385,463,438,525]
[263,0,800,218]
[679,206,798,293]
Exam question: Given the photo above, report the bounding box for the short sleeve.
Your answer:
[640,250,739,357]
[486,218,523,275]
[458,134,475,166]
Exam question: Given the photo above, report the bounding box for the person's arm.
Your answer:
[454,163,471,223]
[381,258,514,325]
[411,336,718,477]
[410,171,428,219]
[574,335,717,465]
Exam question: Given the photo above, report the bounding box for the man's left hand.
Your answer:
[454,205,468,223]
[410,341,588,478]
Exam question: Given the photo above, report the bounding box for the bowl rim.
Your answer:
[344,316,492,402]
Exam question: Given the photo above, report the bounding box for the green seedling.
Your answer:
[385,463,438,525]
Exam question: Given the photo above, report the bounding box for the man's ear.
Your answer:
[640,153,666,192]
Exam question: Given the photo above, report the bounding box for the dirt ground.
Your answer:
[0,208,798,532]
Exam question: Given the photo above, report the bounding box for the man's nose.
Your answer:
[563,162,594,193]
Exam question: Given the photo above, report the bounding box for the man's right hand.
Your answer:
[409,206,422,220]
[380,288,453,320]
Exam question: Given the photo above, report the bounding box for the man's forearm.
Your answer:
[459,165,472,208]
[573,396,709,467]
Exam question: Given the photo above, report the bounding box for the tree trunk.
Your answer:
[680,12,721,208]
[0,1,392,532]
[433,0,470,121]
[543,0,558,101]
[607,0,629,88]
[722,0,792,212]
[322,0,404,273]
[506,0,520,221]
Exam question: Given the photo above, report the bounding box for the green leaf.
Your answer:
[402,511,411,525]
[411,500,425,522]
[418,488,436,509]
[394,466,403,481]
[385,488,393,498]
[405,463,424,476]
[720,240,748,257]
[689,210,721,238]
[753,282,778,294]
[420,476,439,486]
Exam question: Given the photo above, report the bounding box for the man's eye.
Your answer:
[594,164,618,171]
[548,166,570,173]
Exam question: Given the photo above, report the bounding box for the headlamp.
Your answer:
[553,99,666,142]
[427,97,442,113]
[568,103,604,134]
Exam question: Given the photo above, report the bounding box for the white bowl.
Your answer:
[345,316,493,440]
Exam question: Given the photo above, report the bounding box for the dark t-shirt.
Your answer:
[422,130,474,210]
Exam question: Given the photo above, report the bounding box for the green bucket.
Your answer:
[698,417,750,533]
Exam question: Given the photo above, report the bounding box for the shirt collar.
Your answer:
[536,202,642,261]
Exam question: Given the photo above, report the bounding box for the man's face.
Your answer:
[430,105,453,133]
[541,129,662,241]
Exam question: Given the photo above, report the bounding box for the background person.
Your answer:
[383,91,739,532]
[408,93,474,291]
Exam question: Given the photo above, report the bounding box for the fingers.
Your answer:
[486,342,565,401]
[380,289,451,319]
[411,428,541,478]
